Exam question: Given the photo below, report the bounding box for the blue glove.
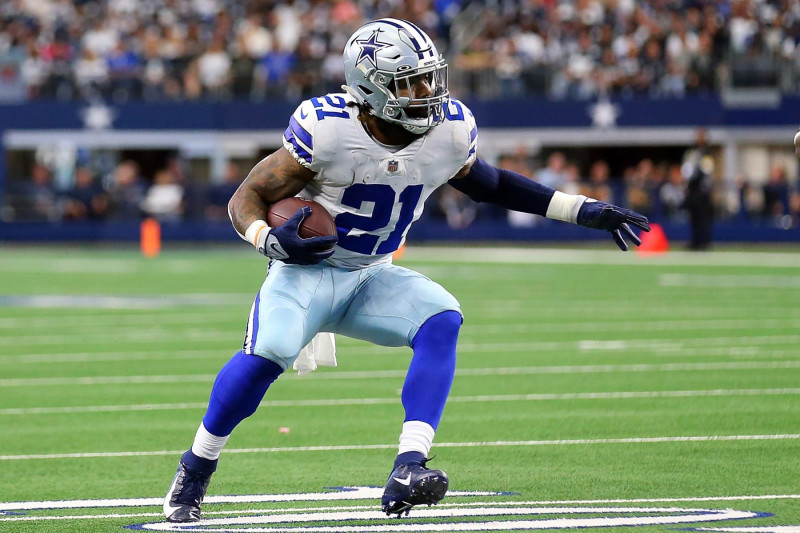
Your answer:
[257,206,338,265]
[577,200,651,251]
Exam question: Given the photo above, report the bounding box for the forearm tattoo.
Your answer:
[229,148,314,235]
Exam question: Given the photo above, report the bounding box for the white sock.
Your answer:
[191,423,230,460]
[397,421,435,457]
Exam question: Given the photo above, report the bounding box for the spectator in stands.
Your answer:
[625,159,654,217]
[12,163,59,222]
[62,166,109,221]
[107,160,146,220]
[437,186,477,230]
[504,153,541,228]
[659,164,687,222]
[682,129,715,250]
[206,162,243,221]
[534,152,568,191]
[736,175,763,224]
[197,39,231,100]
[583,160,613,203]
[73,47,109,100]
[560,163,582,195]
[107,40,142,102]
[141,168,185,221]
[3,0,799,103]
[790,191,800,228]
[762,164,791,222]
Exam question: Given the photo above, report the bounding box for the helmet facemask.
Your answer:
[379,60,449,134]
[343,19,451,135]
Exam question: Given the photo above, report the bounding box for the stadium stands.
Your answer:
[0,0,798,240]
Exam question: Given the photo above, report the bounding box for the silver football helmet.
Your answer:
[343,18,449,135]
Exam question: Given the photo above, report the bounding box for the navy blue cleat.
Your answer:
[163,451,216,523]
[381,457,449,517]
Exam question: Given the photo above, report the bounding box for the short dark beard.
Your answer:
[351,103,424,146]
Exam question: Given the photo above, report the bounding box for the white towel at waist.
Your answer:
[293,332,337,375]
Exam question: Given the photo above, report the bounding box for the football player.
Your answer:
[163,18,650,522]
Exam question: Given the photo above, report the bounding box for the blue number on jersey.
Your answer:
[444,100,464,121]
[311,95,349,120]
[335,184,423,255]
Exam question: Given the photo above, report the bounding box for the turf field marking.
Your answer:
[0,487,490,511]
[133,507,765,532]
[2,387,800,414]
[403,247,800,267]
[468,318,800,334]
[0,328,238,346]
[5,317,800,338]
[0,349,226,364]
[609,513,800,533]
[1,492,797,513]
[4,345,799,365]
[1,434,797,461]
[3,360,800,387]
[0,294,250,310]
[3,331,799,352]
[0,311,240,329]
[660,274,800,288]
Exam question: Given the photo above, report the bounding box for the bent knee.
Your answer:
[412,310,462,348]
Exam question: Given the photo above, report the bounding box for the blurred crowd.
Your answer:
[2,157,244,223]
[430,147,800,234]
[0,0,798,102]
[4,147,799,236]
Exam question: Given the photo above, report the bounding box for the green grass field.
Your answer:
[1,244,799,533]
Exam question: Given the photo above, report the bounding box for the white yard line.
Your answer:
[0,294,250,310]
[0,495,798,523]
[3,330,799,351]
[3,317,799,337]
[466,318,800,335]
[402,247,800,268]
[4,346,800,365]
[0,328,237,346]
[0,312,239,329]
[660,273,800,288]
[1,434,797,461]
[3,360,800,387]
[2,387,799,415]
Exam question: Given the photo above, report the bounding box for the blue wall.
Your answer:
[2,96,800,131]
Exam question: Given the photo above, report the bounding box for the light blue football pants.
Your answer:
[242,260,462,370]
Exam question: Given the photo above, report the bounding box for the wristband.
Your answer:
[244,219,270,248]
[546,192,589,223]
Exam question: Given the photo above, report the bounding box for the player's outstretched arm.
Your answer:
[449,157,650,251]
[228,147,336,264]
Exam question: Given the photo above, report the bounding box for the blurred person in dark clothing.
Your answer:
[583,160,613,203]
[659,164,687,222]
[762,164,790,222]
[15,163,59,221]
[682,129,714,250]
[62,166,109,220]
[107,160,146,220]
[206,161,243,221]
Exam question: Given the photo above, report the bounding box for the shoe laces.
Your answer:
[175,466,209,504]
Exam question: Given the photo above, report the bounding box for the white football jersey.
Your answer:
[283,93,478,268]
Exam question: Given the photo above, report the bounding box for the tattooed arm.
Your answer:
[228,147,316,238]
[227,147,335,264]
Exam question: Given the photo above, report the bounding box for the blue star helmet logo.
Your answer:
[355,30,391,68]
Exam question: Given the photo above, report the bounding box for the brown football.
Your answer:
[266,197,337,239]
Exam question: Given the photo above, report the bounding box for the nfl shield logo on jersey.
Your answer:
[387,160,399,172]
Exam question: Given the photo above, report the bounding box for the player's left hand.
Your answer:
[577,200,651,251]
